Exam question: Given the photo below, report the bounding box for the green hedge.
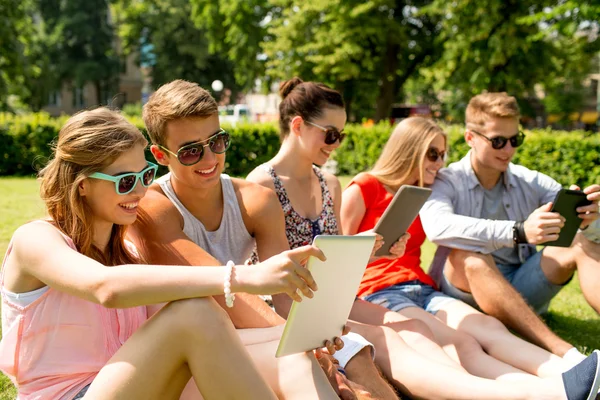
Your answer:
[337,123,600,188]
[1,113,599,188]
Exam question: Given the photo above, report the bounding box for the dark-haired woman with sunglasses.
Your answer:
[340,116,600,399]
[0,107,340,400]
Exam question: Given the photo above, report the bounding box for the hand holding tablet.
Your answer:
[545,189,593,247]
[275,235,376,357]
[373,185,432,257]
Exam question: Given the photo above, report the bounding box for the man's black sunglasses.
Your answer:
[471,129,525,150]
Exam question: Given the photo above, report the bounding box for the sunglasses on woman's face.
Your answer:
[158,129,231,166]
[305,120,346,145]
[426,148,446,163]
[89,162,159,195]
[471,129,525,150]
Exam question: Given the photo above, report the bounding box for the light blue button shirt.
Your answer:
[420,151,562,285]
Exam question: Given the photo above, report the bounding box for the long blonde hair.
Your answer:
[39,107,147,265]
[370,117,446,190]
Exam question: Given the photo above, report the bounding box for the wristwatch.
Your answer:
[512,221,527,245]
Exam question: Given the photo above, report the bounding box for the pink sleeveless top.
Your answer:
[0,221,148,399]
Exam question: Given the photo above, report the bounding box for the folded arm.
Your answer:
[420,178,514,253]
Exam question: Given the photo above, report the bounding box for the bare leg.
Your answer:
[345,346,398,400]
[445,249,573,356]
[350,323,566,400]
[397,306,541,381]
[180,326,348,400]
[350,299,462,369]
[243,340,340,400]
[84,297,277,400]
[436,300,569,377]
[543,233,600,314]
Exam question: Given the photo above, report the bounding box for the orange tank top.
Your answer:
[348,173,437,297]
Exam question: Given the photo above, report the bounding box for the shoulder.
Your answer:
[10,222,74,263]
[351,172,379,189]
[346,173,381,202]
[438,159,466,179]
[246,165,276,191]
[508,163,561,191]
[12,221,65,246]
[509,163,553,182]
[136,185,183,229]
[231,178,284,235]
[320,169,341,193]
[231,177,281,215]
[432,163,465,188]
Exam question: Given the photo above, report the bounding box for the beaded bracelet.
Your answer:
[224,260,236,308]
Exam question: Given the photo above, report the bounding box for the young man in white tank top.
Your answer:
[127,79,398,399]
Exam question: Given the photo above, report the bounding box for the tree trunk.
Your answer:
[342,80,355,122]
[374,41,400,122]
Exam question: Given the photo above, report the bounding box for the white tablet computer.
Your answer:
[373,185,432,257]
[275,234,376,358]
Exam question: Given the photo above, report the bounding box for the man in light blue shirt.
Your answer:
[421,92,600,364]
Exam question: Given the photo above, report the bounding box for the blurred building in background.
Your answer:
[42,52,143,116]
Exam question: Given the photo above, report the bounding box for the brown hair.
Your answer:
[143,79,218,146]
[465,92,520,131]
[370,117,446,190]
[39,107,147,266]
[278,77,345,141]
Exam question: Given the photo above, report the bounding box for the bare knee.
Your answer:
[477,314,509,336]
[387,319,436,343]
[450,250,496,283]
[162,297,233,342]
[451,331,484,361]
[472,314,510,349]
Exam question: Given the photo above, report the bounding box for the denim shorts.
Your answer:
[440,250,570,315]
[362,280,457,315]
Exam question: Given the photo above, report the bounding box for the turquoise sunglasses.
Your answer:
[88,162,159,195]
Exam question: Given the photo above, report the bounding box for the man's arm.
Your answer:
[237,180,296,318]
[420,173,514,253]
[129,188,284,328]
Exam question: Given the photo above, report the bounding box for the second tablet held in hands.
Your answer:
[373,185,432,257]
[545,189,592,248]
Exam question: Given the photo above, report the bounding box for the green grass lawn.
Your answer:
[0,177,599,398]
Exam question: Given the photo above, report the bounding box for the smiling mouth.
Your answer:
[119,201,138,210]
[194,165,217,175]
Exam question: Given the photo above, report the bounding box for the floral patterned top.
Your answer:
[249,164,338,263]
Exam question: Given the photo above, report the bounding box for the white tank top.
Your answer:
[156,173,255,264]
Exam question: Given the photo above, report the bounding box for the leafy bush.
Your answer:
[1,113,599,188]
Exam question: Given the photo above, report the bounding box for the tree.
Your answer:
[420,0,600,121]
[113,0,241,97]
[0,0,42,111]
[190,0,274,91]
[189,0,442,121]
[261,1,443,121]
[39,0,121,106]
